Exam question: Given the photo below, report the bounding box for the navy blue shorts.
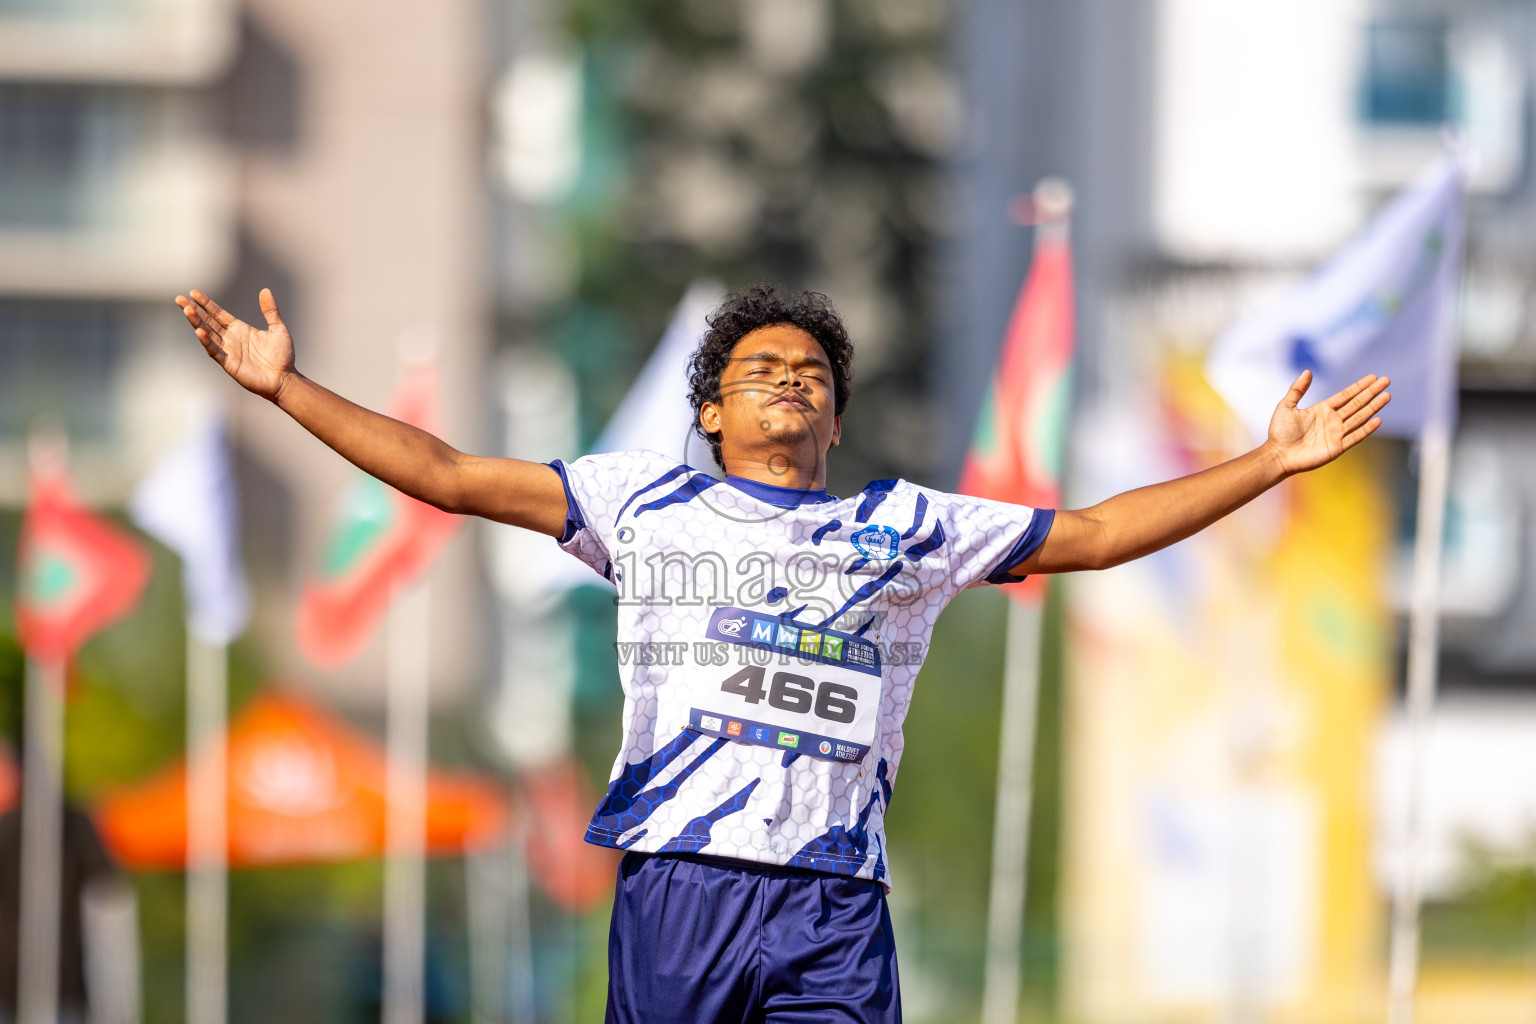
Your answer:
[605,852,901,1024]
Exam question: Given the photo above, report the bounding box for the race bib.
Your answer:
[686,607,883,763]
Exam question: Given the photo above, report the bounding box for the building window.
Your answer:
[0,301,121,439]
[1359,17,1454,126]
[0,86,127,230]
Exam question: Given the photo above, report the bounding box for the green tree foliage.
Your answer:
[522,0,958,491]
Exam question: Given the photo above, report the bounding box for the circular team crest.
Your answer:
[850,524,899,560]
[819,740,832,755]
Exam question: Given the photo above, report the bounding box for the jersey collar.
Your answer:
[725,475,837,509]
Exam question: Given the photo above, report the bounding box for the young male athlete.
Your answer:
[176,283,1390,1023]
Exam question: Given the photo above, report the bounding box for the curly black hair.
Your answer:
[687,284,856,470]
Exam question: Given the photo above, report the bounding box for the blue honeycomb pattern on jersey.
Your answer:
[655,778,762,854]
[900,494,929,539]
[854,479,898,523]
[786,788,881,879]
[585,732,727,842]
[818,561,903,628]
[632,473,718,517]
[811,519,843,545]
[615,464,691,521]
[786,760,893,880]
[903,519,948,562]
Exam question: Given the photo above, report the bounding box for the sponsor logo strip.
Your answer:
[705,606,880,676]
[689,708,869,764]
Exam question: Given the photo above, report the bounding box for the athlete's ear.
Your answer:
[829,414,842,449]
[700,401,722,436]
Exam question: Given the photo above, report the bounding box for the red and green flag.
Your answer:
[297,360,463,667]
[958,216,1075,603]
[16,470,153,665]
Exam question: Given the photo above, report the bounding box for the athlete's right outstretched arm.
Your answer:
[175,288,569,538]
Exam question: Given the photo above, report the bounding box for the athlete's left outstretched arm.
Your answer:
[1012,370,1391,576]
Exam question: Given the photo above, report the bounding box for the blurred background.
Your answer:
[1,0,1535,1021]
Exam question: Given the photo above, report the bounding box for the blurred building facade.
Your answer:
[0,0,488,706]
[941,0,1536,1021]
[0,0,236,498]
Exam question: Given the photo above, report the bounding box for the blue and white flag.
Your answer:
[534,279,722,595]
[591,279,723,466]
[1207,155,1466,442]
[131,407,251,644]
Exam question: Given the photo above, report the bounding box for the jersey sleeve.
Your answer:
[930,491,1055,593]
[547,450,700,581]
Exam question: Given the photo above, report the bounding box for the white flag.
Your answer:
[131,408,251,644]
[591,279,724,464]
[530,280,722,596]
[1206,155,1466,442]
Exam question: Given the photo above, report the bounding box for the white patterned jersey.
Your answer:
[550,450,1053,888]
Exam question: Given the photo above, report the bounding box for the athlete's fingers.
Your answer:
[189,289,237,328]
[259,287,284,329]
[1334,374,1388,420]
[1341,375,1389,420]
[1326,373,1380,411]
[180,292,225,336]
[1340,416,1383,451]
[1342,390,1390,434]
[191,325,227,365]
[181,298,223,340]
[189,303,226,341]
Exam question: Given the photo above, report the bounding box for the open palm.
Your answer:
[174,288,295,402]
[1267,369,1391,475]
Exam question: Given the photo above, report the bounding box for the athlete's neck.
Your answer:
[719,451,826,491]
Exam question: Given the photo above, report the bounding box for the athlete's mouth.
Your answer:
[768,392,813,411]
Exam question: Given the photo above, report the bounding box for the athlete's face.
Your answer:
[700,324,842,478]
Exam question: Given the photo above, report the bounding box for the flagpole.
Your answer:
[127,402,246,1024]
[980,177,1072,1024]
[186,633,229,1024]
[383,580,431,1024]
[17,655,65,1024]
[505,831,536,1024]
[1387,424,1451,1024]
[18,429,71,1024]
[981,597,1045,1024]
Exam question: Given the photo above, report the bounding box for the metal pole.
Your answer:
[466,837,535,1024]
[18,656,66,1024]
[383,581,431,1024]
[981,598,1045,1024]
[505,832,536,1024]
[465,849,502,1024]
[186,634,229,1024]
[1387,425,1451,1024]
